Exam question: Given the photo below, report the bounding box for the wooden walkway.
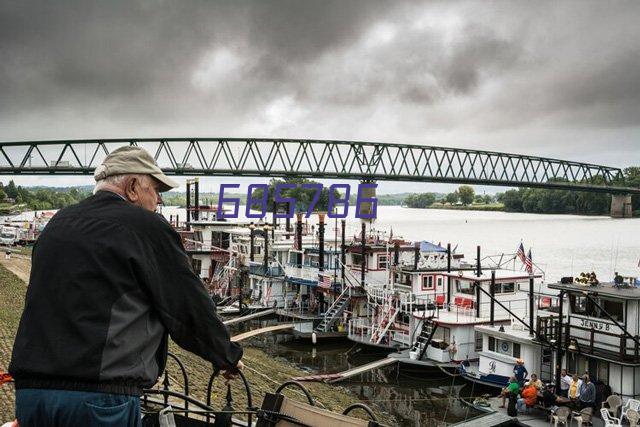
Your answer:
[292,357,398,383]
[223,308,276,326]
[231,323,294,342]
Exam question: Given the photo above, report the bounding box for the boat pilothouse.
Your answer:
[542,276,640,398]
[347,240,467,350]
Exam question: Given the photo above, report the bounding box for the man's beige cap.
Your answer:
[94,146,179,192]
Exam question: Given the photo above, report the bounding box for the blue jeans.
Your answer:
[15,388,141,427]
[516,398,529,413]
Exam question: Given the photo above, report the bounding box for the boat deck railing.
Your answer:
[347,317,398,347]
[538,315,640,363]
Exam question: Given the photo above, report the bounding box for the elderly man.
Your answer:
[9,146,243,426]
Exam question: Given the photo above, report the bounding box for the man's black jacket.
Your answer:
[9,191,242,395]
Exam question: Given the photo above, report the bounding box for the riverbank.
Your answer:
[425,203,505,212]
[0,263,393,424]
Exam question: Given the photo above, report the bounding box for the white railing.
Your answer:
[347,317,395,345]
[284,265,320,282]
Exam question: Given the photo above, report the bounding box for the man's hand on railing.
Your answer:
[222,360,245,383]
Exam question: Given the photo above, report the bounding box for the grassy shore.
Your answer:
[0,265,24,418]
[0,264,393,424]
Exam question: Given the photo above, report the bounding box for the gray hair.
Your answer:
[93,174,149,194]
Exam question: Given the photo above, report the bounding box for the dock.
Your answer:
[291,357,398,383]
[453,396,605,427]
[223,308,276,326]
[231,323,294,342]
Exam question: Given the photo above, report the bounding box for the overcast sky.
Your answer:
[1,0,639,193]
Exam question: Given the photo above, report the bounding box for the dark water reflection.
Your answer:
[230,318,486,426]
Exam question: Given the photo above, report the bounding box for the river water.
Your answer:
[231,319,481,426]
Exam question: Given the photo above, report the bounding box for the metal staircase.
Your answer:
[371,302,400,345]
[314,290,351,333]
[210,256,237,299]
[410,318,438,361]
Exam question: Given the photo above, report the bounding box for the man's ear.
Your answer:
[124,176,139,202]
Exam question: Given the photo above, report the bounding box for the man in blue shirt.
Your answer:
[579,375,596,410]
[513,359,528,387]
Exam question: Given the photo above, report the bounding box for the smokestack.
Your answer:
[414,242,420,270]
[285,202,291,239]
[296,212,303,268]
[341,219,346,286]
[249,224,255,262]
[318,213,325,272]
[394,241,400,266]
[263,226,269,269]
[476,245,482,277]
[194,179,200,221]
[447,243,452,307]
[360,222,366,287]
[490,270,496,326]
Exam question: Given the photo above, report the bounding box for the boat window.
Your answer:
[193,231,203,242]
[378,254,388,269]
[597,361,609,383]
[422,276,434,290]
[569,294,590,315]
[601,298,624,322]
[502,282,515,293]
[569,293,624,321]
[456,280,474,295]
[437,277,443,288]
[513,343,521,358]
[488,336,496,351]
[433,326,450,345]
[191,258,202,275]
[475,331,483,351]
[492,282,516,294]
[351,253,364,266]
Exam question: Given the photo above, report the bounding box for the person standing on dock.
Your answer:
[569,373,583,400]
[9,146,243,427]
[578,375,596,410]
[513,358,528,387]
[559,369,572,398]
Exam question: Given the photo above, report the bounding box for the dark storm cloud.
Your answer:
[0,0,638,169]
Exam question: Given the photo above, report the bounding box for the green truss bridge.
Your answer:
[0,138,637,198]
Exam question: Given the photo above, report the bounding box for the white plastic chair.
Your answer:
[602,395,623,418]
[600,408,622,427]
[551,406,571,426]
[626,409,640,427]
[571,407,592,427]
[622,398,640,423]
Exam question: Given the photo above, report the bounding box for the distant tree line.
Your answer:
[0,180,92,210]
[404,185,495,208]
[496,167,640,215]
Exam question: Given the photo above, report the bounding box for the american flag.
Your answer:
[318,273,332,288]
[517,242,527,264]
[525,249,533,274]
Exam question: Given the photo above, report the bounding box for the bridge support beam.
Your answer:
[610,194,633,218]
